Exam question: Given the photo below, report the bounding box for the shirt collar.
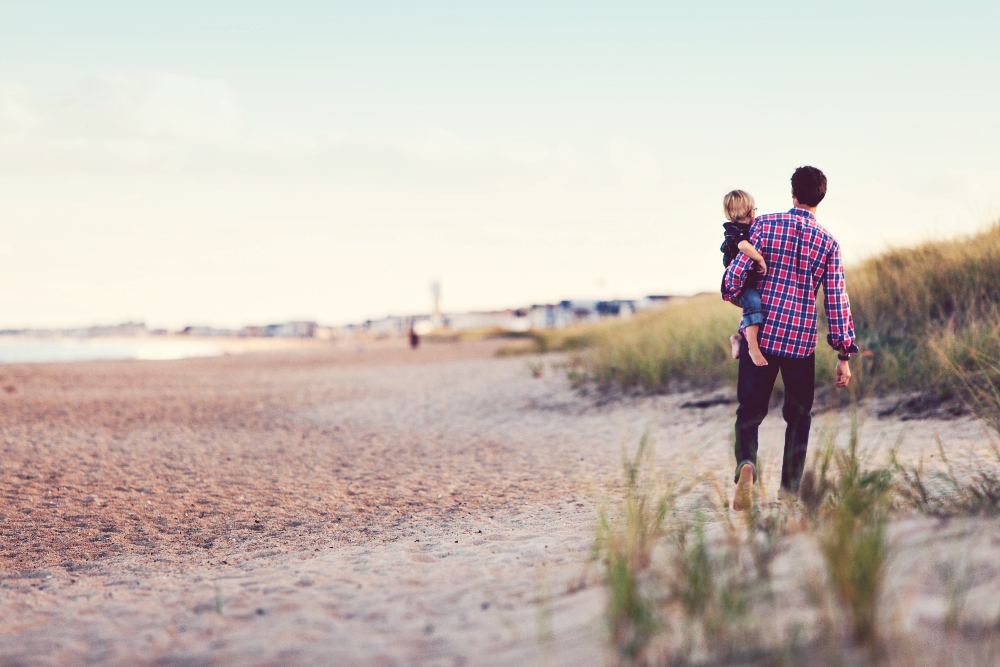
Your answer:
[789,207,816,221]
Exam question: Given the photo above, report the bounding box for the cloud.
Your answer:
[0,84,39,135]
[0,72,597,189]
[607,138,663,185]
[50,72,242,143]
[404,128,484,159]
[0,72,247,174]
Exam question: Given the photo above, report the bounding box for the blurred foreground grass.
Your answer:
[516,221,1000,396]
[595,402,1000,666]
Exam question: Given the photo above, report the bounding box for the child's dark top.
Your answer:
[720,221,757,293]
[720,221,751,268]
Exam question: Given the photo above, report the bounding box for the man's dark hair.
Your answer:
[791,166,827,207]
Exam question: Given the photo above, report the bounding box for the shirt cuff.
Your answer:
[827,335,859,356]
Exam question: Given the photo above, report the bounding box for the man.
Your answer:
[723,166,858,511]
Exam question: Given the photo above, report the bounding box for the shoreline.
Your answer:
[0,334,341,365]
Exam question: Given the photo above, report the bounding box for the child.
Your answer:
[720,190,768,366]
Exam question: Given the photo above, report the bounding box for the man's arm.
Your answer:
[723,253,752,302]
[723,222,763,301]
[822,241,860,387]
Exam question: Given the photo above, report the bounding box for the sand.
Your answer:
[0,338,996,665]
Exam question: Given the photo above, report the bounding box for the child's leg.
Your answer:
[739,287,768,367]
[730,333,742,359]
[745,324,768,366]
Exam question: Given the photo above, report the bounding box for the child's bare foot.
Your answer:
[748,346,769,366]
[732,463,755,511]
[730,335,741,359]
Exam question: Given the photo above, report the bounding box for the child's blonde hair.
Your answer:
[723,190,755,222]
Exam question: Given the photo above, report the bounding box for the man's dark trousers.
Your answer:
[734,336,815,491]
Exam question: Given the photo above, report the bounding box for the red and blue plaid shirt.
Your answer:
[723,208,859,359]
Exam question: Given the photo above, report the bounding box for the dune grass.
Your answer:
[536,295,746,393]
[891,354,1000,517]
[815,419,892,649]
[528,221,1000,397]
[594,433,673,661]
[852,222,1000,392]
[595,409,1000,666]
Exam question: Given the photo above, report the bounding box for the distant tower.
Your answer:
[431,281,442,317]
[430,281,444,328]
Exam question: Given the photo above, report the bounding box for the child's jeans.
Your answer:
[734,286,764,329]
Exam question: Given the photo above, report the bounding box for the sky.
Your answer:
[1,1,998,329]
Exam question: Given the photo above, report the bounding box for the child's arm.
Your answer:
[737,240,767,275]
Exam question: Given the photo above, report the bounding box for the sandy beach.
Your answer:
[1,339,996,665]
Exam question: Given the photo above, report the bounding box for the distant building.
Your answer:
[72,322,149,337]
[635,295,672,311]
[525,301,599,329]
[445,310,520,332]
[179,326,216,337]
[240,325,266,337]
[263,321,317,338]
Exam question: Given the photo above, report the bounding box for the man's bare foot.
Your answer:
[748,346,769,366]
[730,334,741,360]
[732,463,754,511]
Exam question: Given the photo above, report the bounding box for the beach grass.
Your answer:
[536,294,744,392]
[594,433,673,661]
[851,222,1000,393]
[891,390,1000,520]
[815,410,891,650]
[596,414,1000,666]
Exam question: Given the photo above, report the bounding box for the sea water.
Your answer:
[0,338,224,364]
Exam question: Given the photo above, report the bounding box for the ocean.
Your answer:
[0,337,224,364]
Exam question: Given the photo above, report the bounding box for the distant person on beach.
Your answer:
[409,327,420,349]
[719,190,769,366]
[722,166,858,511]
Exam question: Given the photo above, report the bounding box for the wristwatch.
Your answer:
[838,353,851,361]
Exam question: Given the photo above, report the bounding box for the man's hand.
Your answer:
[836,359,851,388]
[756,259,768,276]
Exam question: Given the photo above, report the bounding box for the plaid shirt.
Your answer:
[723,208,859,359]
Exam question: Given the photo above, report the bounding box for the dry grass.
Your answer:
[851,222,1000,392]
[595,448,800,665]
[894,437,1000,517]
[850,224,1000,337]
[889,351,1000,517]
[540,295,745,392]
[594,433,674,662]
[814,411,892,650]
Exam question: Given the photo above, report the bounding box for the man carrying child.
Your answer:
[723,166,858,511]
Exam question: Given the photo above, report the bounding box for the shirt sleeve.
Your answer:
[722,222,760,302]
[822,241,860,355]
